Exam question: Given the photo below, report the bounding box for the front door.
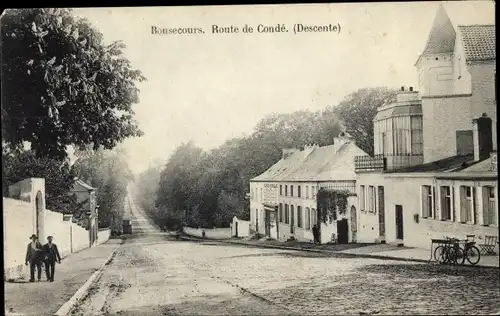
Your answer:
[265,210,271,237]
[290,206,295,234]
[395,205,404,240]
[337,219,349,244]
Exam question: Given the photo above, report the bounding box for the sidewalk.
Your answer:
[4,239,122,316]
[180,234,499,269]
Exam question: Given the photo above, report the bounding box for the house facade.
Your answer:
[72,178,98,246]
[250,133,367,244]
[355,4,497,251]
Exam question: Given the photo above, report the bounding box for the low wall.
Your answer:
[72,222,89,253]
[231,217,251,237]
[97,228,111,245]
[183,227,231,239]
[44,209,72,257]
[3,198,35,281]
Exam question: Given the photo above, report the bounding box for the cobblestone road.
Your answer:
[71,198,500,315]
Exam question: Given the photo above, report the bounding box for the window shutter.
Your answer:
[482,187,490,225]
[472,186,477,224]
[421,187,428,218]
[460,186,467,223]
[451,187,456,222]
[440,188,446,220]
[432,186,436,219]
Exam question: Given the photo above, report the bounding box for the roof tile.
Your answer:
[458,25,496,62]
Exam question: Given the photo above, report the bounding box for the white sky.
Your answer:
[72,1,495,174]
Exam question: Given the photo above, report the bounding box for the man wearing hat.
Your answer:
[42,235,61,282]
[25,234,43,282]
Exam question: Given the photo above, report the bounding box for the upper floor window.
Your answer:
[459,186,475,223]
[298,186,301,198]
[260,188,263,202]
[306,186,309,199]
[482,186,496,226]
[285,185,288,197]
[290,185,294,197]
[421,185,435,219]
[280,185,282,196]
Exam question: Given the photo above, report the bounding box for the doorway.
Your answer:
[395,205,404,240]
[350,206,357,243]
[265,210,271,237]
[378,186,385,238]
[337,219,349,244]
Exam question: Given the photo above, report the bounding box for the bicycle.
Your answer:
[433,237,463,265]
[458,239,481,265]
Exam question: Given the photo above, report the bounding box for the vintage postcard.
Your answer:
[2,1,498,315]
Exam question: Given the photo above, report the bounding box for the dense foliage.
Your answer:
[2,147,81,214]
[72,147,133,229]
[136,87,396,229]
[1,8,145,160]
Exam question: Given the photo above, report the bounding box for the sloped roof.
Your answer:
[415,2,495,65]
[460,157,493,172]
[388,154,476,173]
[421,4,457,56]
[458,25,496,62]
[374,104,422,121]
[73,178,96,191]
[251,141,367,182]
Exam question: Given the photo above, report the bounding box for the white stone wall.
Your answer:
[183,227,231,239]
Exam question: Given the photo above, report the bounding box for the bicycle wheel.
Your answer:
[441,246,452,264]
[466,245,481,265]
[449,247,464,265]
[434,246,447,263]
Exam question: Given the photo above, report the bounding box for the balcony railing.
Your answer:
[354,154,386,173]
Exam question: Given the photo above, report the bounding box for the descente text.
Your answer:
[293,23,341,34]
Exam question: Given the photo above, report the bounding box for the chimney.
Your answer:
[334,132,351,147]
[400,86,405,91]
[472,113,493,161]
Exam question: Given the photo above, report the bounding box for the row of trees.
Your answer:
[135,87,398,229]
[2,8,144,227]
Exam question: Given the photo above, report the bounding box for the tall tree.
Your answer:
[334,87,398,155]
[1,9,146,160]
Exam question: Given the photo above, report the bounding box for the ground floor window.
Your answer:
[285,204,289,224]
[440,186,452,220]
[311,208,317,227]
[279,203,283,223]
[297,206,302,228]
[305,207,311,229]
[482,186,497,225]
[460,186,475,223]
[421,185,435,218]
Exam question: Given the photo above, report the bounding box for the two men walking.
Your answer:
[25,234,61,282]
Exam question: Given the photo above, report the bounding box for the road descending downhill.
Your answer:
[71,194,500,316]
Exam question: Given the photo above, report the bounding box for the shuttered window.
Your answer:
[482,186,497,226]
[360,185,366,212]
[421,185,434,218]
[460,186,475,223]
[440,186,452,220]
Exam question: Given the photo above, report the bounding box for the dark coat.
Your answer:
[25,241,43,264]
[42,243,61,263]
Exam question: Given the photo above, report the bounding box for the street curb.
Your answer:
[180,235,499,269]
[52,241,124,316]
